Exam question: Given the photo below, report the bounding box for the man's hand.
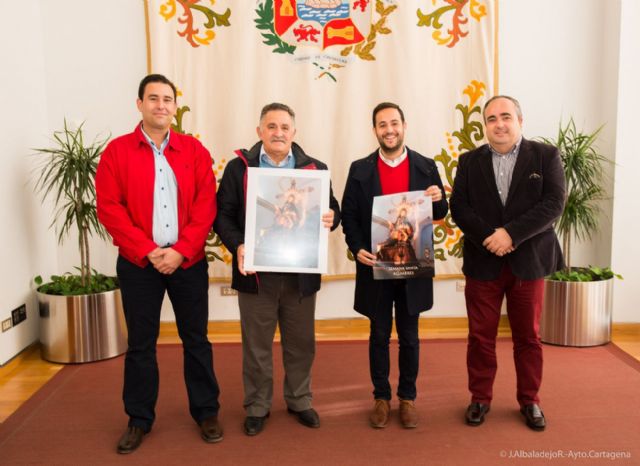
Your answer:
[153,248,184,274]
[147,247,164,267]
[424,185,443,202]
[356,248,377,267]
[237,244,255,276]
[482,227,515,256]
[322,210,335,229]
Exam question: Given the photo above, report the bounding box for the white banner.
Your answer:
[145,0,497,278]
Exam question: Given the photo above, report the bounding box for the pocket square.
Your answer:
[529,172,541,179]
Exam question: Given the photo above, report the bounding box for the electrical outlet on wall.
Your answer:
[456,281,465,292]
[1,318,12,332]
[220,287,238,297]
[11,304,27,327]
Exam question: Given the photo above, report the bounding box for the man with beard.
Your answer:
[341,102,448,429]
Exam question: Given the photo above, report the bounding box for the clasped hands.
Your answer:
[236,210,335,276]
[148,247,184,275]
[482,227,514,257]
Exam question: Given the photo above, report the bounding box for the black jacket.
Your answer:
[214,142,341,297]
[341,148,449,316]
[450,138,565,280]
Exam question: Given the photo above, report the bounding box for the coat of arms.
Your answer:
[274,0,372,50]
[256,0,397,81]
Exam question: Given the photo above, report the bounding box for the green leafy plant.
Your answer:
[539,119,619,281]
[547,266,622,282]
[34,270,119,296]
[33,120,117,294]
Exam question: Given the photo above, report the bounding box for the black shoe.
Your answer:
[287,408,320,428]
[520,404,546,431]
[117,426,146,454]
[244,413,269,436]
[465,402,490,426]
[200,415,224,443]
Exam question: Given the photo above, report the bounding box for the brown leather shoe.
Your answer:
[200,415,224,443]
[369,399,390,428]
[117,426,145,454]
[399,399,418,428]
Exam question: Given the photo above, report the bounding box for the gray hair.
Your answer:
[259,102,296,123]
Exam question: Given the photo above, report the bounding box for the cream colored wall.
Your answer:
[610,0,640,323]
[0,1,50,364]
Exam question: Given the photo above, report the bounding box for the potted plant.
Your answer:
[538,119,620,347]
[33,120,127,363]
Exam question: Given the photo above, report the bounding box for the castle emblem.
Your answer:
[275,0,372,50]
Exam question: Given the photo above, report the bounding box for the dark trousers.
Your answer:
[238,273,316,416]
[116,256,220,432]
[465,264,544,406]
[369,280,420,401]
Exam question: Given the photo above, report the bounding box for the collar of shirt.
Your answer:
[259,144,295,168]
[489,136,522,158]
[141,126,170,153]
[378,146,408,168]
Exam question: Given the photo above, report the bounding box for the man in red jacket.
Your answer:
[96,74,222,454]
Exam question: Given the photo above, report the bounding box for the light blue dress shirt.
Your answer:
[259,144,295,169]
[141,128,179,247]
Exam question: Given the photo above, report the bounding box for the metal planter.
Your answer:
[540,278,613,347]
[38,289,127,363]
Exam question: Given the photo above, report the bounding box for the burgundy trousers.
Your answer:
[464,264,544,406]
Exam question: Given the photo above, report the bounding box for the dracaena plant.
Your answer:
[33,120,116,294]
[539,119,620,281]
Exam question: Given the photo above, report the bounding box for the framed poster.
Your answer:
[371,191,434,280]
[244,167,330,273]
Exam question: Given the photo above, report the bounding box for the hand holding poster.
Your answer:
[244,167,330,274]
[372,191,434,280]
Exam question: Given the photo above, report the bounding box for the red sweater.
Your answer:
[96,124,216,268]
[377,154,409,195]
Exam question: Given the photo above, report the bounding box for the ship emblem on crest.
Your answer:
[275,0,372,50]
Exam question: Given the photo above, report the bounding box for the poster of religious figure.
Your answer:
[244,167,330,273]
[371,191,434,280]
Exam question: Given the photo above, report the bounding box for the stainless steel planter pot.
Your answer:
[540,278,613,347]
[38,289,127,363]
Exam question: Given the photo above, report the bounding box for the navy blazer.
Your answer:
[341,148,449,317]
[450,138,566,280]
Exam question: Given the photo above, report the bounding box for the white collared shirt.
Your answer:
[378,147,408,168]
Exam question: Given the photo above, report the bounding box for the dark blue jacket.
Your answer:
[341,148,449,316]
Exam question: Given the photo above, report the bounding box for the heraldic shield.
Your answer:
[274,0,372,50]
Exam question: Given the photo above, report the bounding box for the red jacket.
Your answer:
[96,123,216,269]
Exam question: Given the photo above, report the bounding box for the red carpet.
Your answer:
[1,339,639,465]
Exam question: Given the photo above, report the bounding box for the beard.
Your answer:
[378,133,404,155]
